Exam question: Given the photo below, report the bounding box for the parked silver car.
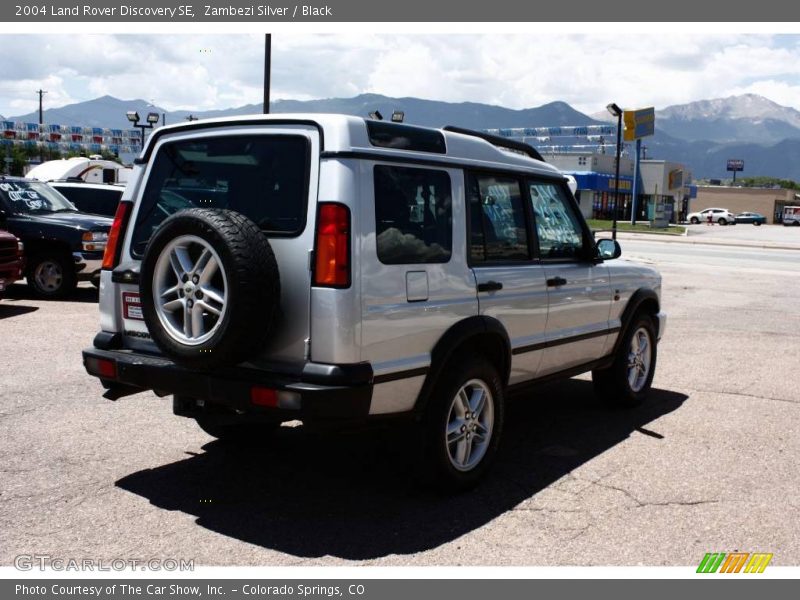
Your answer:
[83,115,665,490]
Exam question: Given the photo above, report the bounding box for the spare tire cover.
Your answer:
[140,208,280,369]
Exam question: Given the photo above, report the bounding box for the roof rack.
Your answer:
[442,125,544,162]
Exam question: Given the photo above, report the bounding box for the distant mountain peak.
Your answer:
[658,94,800,123]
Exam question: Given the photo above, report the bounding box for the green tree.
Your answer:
[738,176,800,190]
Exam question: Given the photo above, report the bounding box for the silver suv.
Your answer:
[83,115,665,490]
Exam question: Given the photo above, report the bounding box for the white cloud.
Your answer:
[2,33,800,118]
[725,80,800,108]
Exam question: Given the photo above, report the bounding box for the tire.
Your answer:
[140,208,280,369]
[592,313,658,408]
[421,356,505,492]
[718,218,727,226]
[195,416,280,443]
[754,221,761,226]
[26,253,77,299]
[690,217,700,224]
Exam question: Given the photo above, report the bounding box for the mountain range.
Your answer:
[9,93,800,180]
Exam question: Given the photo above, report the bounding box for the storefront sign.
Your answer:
[623,107,655,141]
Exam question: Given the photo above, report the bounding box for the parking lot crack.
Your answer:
[690,388,799,405]
[577,476,719,510]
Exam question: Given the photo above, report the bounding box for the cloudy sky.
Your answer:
[2,33,800,117]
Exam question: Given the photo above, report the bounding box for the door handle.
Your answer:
[477,280,503,292]
[546,276,567,287]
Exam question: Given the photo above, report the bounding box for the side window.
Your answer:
[468,173,529,263]
[529,180,586,260]
[373,165,452,264]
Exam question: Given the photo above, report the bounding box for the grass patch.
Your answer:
[587,219,686,236]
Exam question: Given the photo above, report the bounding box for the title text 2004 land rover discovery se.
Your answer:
[83,115,665,490]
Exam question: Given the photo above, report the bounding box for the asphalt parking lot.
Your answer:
[1,233,798,567]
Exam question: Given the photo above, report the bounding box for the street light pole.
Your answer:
[37,88,47,162]
[126,111,160,151]
[264,34,271,114]
[607,103,623,240]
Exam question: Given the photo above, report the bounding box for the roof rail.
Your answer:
[442,125,544,162]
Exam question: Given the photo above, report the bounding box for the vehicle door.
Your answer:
[467,171,549,385]
[117,125,319,362]
[528,177,613,375]
[358,162,477,413]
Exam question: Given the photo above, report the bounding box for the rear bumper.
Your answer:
[82,342,373,422]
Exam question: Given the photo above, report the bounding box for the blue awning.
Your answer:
[566,171,634,192]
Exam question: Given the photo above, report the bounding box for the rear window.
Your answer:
[130,135,309,257]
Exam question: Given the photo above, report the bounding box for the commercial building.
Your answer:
[693,185,800,224]
[545,153,693,223]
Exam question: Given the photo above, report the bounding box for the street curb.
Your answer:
[615,232,800,252]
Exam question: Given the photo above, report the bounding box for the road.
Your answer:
[1,237,798,567]
[622,238,800,272]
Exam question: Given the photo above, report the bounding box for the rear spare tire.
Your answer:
[140,208,280,369]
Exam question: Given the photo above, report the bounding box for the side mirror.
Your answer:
[597,238,621,260]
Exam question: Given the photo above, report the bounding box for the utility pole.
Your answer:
[37,89,47,162]
[37,89,47,124]
[264,34,271,114]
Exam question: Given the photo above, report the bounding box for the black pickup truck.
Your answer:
[0,176,112,298]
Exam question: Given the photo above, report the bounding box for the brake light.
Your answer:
[313,202,350,287]
[85,357,117,379]
[102,202,132,270]
[250,386,278,407]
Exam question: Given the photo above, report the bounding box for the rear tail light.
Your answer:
[102,201,132,270]
[313,202,350,288]
[250,386,278,407]
[250,386,300,410]
[85,357,117,379]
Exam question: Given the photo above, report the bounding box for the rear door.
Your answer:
[528,178,612,375]
[113,125,320,363]
[467,171,549,385]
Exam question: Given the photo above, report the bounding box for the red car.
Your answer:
[0,229,24,300]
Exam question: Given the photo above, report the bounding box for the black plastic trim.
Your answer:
[373,366,429,385]
[612,289,660,355]
[507,356,614,395]
[301,360,373,386]
[413,316,512,414]
[111,266,140,284]
[83,348,372,422]
[511,326,621,356]
[93,331,123,350]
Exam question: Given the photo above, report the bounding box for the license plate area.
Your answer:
[122,292,143,320]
